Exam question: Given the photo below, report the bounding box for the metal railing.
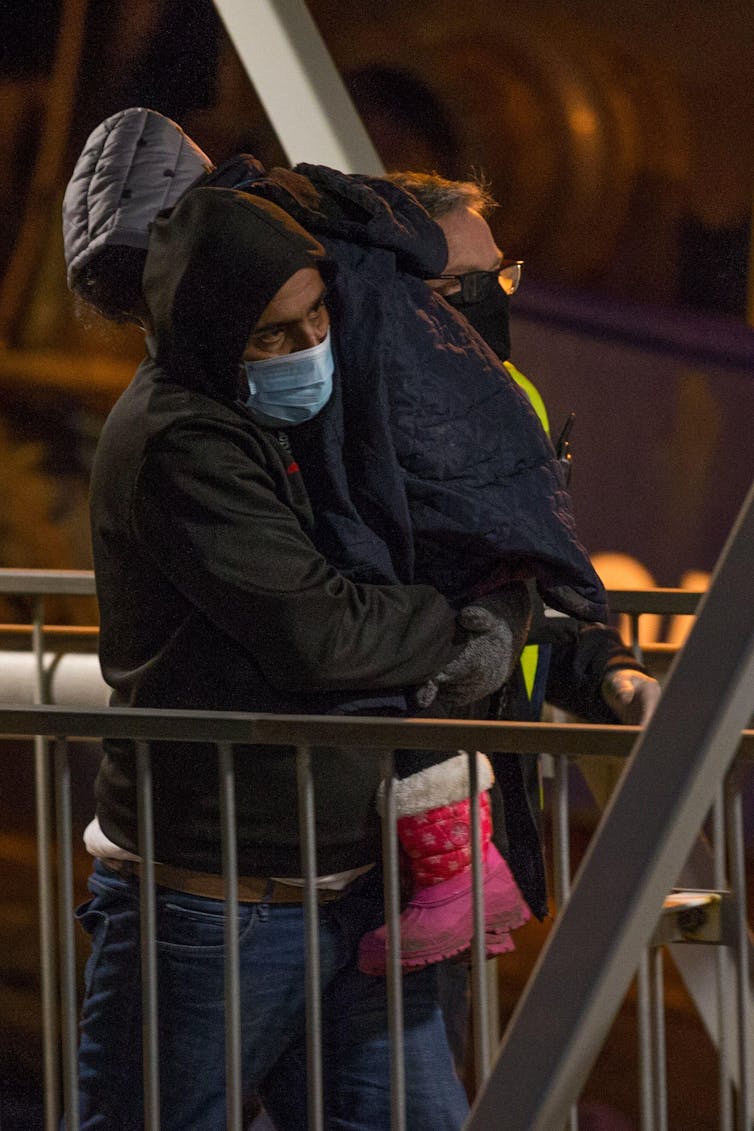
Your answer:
[2,707,753,1131]
[1,504,753,1129]
[0,704,643,1131]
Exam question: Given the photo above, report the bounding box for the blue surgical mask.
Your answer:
[242,330,334,427]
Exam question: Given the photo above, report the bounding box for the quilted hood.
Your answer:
[62,107,214,289]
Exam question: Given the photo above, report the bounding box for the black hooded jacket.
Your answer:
[89,188,460,874]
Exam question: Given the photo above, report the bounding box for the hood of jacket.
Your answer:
[142,185,332,399]
[62,106,215,289]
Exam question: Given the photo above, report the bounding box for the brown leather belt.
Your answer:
[101,858,345,903]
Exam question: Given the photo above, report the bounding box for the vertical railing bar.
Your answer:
[296,743,324,1131]
[31,593,60,1131]
[136,740,160,1131]
[637,950,655,1131]
[726,765,751,1131]
[552,755,578,1131]
[716,949,735,1131]
[36,733,60,1131]
[469,750,491,1086]
[552,755,571,911]
[54,737,80,1131]
[652,947,668,1131]
[380,750,406,1131]
[712,787,734,1131]
[629,612,644,663]
[219,742,243,1131]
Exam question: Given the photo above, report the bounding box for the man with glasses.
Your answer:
[389,168,660,913]
[396,169,658,723]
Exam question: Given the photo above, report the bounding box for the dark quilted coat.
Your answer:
[224,160,607,621]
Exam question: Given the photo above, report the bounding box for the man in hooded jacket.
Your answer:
[78,184,494,1130]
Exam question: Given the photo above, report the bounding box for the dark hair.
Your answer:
[70,244,148,325]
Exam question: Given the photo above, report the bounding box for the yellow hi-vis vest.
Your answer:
[503,360,550,701]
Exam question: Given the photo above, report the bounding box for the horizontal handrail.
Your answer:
[0,628,683,663]
[0,568,706,614]
[605,588,702,615]
[0,625,99,651]
[0,568,96,595]
[0,702,752,760]
[0,703,637,751]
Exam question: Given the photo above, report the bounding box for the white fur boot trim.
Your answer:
[375,751,494,818]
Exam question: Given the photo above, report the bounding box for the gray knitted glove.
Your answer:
[416,583,532,708]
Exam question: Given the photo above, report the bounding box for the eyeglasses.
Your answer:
[433,259,524,303]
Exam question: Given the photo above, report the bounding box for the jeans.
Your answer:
[72,860,468,1130]
[437,960,472,1073]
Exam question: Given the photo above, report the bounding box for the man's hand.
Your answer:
[416,585,531,708]
[601,668,661,725]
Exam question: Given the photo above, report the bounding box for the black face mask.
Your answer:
[447,285,511,363]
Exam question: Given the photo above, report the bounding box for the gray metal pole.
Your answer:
[652,947,668,1131]
[55,739,80,1131]
[551,754,579,1131]
[136,741,160,1130]
[469,750,491,1086]
[714,789,734,1131]
[552,755,571,911]
[32,594,60,1131]
[726,766,752,1131]
[380,750,407,1131]
[636,951,655,1131]
[297,745,324,1131]
[212,0,383,172]
[219,742,243,1131]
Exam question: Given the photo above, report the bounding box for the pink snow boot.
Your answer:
[358,784,530,976]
